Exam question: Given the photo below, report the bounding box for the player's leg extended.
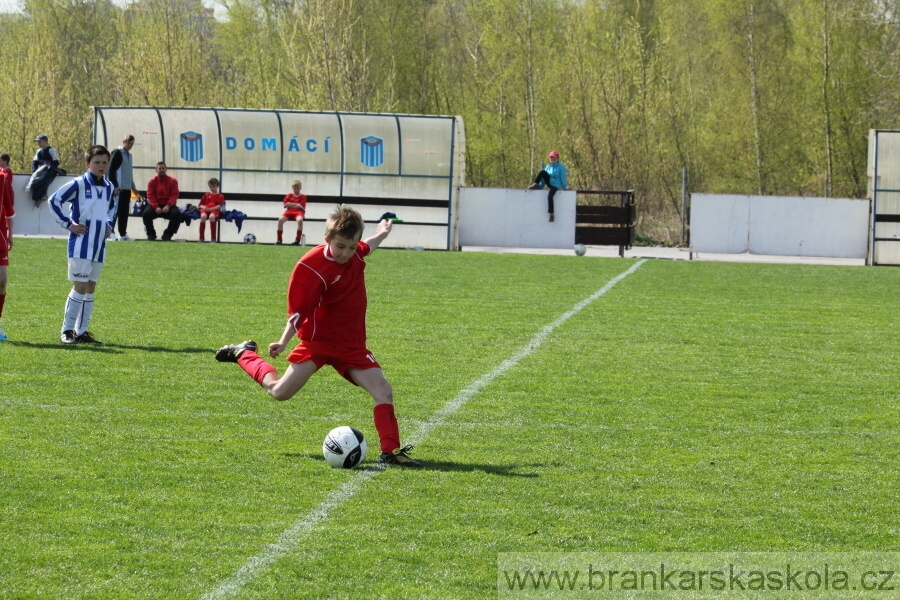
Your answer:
[216,341,317,401]
[276,216,287,244]
[265,360,317,401]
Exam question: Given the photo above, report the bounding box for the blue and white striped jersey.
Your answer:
[49,172,117,261]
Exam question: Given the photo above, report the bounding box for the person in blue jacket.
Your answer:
[528,150,568,222]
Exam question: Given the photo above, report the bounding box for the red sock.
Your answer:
[199,222,206,239]
[373,403,400,453]
[237,350,278,386]
[277,230,283,242]
[211,221,217,239]
[295,230,303,242]
[0,293,5,319]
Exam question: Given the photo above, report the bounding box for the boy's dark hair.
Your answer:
[0,153,9,163]
[208,177,220,186]
[85,145,110,162]
[325,206,364,241]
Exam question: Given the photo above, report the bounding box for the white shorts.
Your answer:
[68,257,104,283]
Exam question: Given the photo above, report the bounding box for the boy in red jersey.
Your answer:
[0,154,13,204]
[198,177,224,242]
[0,154,14,341]
[216,206,421,467]
[276,180,307,246]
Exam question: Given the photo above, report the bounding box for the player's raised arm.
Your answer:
[364,218,392,252]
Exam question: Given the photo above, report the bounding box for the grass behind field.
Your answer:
[1,238,899,598]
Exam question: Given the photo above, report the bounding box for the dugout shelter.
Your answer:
[92,106,466,249]
[868,129,900,265]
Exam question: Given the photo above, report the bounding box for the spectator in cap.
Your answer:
[30,134,61,202]
[528,150,568,222]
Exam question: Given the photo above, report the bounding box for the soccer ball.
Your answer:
[574,243,587,256]
[322,426,368,469]
[243,233,257,244]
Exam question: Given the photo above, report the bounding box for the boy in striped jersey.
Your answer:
[49,145,116,345]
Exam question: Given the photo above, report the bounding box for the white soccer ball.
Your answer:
[322,426,368,469]
[574,243,587,256]
[243,233,257,244]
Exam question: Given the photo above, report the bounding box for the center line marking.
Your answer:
[203,259,647,599]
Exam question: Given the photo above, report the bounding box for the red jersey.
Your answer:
[0,169,13,251]
[147,174,179,208]
[283,193,307,213]
[1,166,13,204]
[286,241,371,350]
[199,192,225,210]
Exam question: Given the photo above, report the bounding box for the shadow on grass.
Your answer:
[282,452,539,477]
[5,340,212,354]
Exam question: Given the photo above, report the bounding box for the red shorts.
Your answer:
[287,340,380,385]
[281,209,305,220]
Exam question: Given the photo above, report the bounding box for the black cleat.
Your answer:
[61,330,78,344]
[215,340,258,363]
[77,331,102,344]
[378,444,423,468]
[290,240,300,246]
[275,240,283,245]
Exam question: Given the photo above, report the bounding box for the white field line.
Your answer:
[202,259,647,599]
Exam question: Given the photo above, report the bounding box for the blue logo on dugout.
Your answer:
[360,136,384,168]
[180,131,203,162]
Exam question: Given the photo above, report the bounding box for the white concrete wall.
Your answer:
[691,194,870,258]
[7,174,73,237]
[457,187,576,249]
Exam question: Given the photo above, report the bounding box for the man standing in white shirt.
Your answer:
[108,134,137,241]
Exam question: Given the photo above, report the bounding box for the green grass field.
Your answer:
[2,238,899,599]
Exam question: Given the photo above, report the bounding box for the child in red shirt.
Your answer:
[0,154,14,341]
[198,178,224,242]
[277,179,307,246]
[216,206,421,467]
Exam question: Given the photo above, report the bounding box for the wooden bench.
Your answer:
[575,190,636,257]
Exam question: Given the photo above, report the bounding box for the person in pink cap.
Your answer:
[528,150,568,222]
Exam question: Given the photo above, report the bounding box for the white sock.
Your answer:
[75,294,94,335]
[63,291,85,333]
